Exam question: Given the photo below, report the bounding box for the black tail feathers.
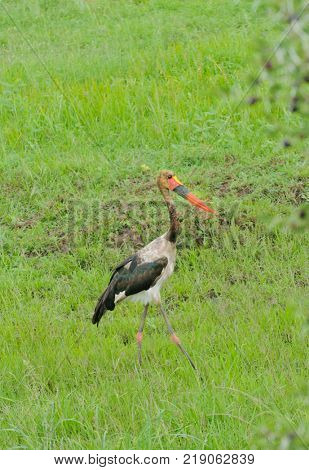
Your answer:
[92,276,118,326]
[92,290,108,326]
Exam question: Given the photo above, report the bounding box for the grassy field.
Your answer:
[0,0,308,450]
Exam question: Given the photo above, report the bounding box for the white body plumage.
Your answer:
[114,232,176,306]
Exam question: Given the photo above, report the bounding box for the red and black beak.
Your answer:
[168,176,217,215]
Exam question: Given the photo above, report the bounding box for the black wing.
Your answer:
[92,255,168,326]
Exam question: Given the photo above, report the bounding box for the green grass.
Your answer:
[0,0,308,450]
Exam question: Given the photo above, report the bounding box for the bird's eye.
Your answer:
[167,175,173,179]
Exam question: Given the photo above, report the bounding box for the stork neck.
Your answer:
[161,190,181,243]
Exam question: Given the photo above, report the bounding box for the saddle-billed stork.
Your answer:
[92,170,217,369]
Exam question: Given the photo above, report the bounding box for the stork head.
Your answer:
[157,170,217,215]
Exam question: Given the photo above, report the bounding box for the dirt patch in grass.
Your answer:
[270,157,285,167]
[23,230,71,257]
[234,215,256,230]
[289,181,307,205]
[224,154,237,166]
[229,274,248,285]
[114,177,155,196]
[14,218,37,229]
[109,227,144,248]
[293,269,308,287]
[236,185,253,197]
[217,177,232,196]
[206,289,221,299]
[23,247,52,258]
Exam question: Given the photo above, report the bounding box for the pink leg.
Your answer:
[159,304,196,370]
[136,304,149,365]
